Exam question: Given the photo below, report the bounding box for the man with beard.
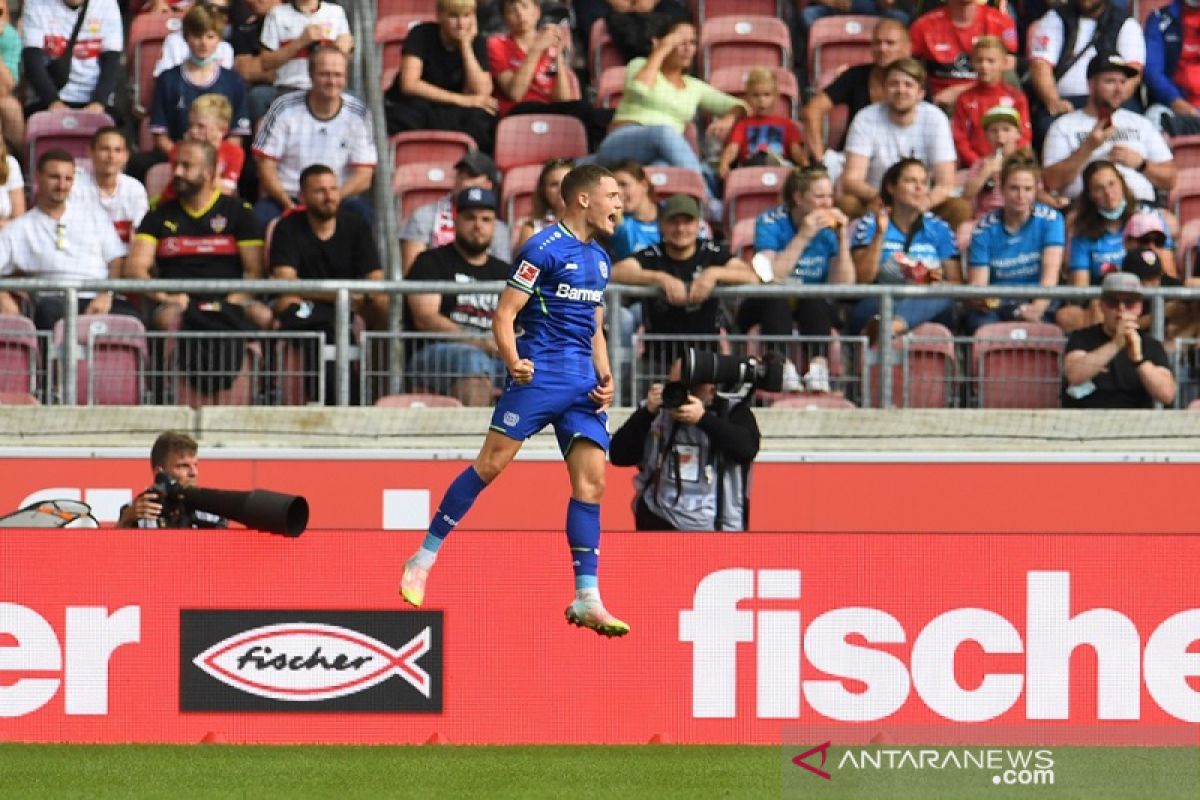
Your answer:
[270,163,384,403]
[128,139,268,333]
[406,186,511,406]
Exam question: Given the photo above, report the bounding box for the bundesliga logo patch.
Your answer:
[512,260,540,290]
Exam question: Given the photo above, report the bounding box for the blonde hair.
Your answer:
[437,0,475,13]
[0,138,9,186]
[190,93,232,127]
[972,34,1007,57]
[744,67,777,91]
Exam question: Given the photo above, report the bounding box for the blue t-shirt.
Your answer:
[968,204,1065,286]
[1069,209,1175,285]
[610,214,659,261]
[149,66,251,141]
[754,204,840,283]
[850,211,959,285]
[509,222,609,378]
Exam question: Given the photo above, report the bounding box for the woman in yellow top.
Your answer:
[591,18,746,175]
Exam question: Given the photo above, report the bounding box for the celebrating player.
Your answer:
[400,164,630,638]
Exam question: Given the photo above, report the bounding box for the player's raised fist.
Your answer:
[509,358,535,384]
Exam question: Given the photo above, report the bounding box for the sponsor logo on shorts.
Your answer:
[512,260,540,290]
[180,610,442,712]
[555,284,604,303]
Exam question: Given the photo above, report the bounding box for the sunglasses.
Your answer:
[1101,296,1142,309]
[1134,232,1167,247]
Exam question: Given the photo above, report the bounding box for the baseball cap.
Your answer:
[454,186,497,212]
[455,151,500,187]
[1087,51,1139,79]
[981,104,1021,129]
[1121,248,1162,281]
[1100,270,1144,298]
[1123,210,1166,239]
[661,194,701,220]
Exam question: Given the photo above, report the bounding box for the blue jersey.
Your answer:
[1069,209,1175,284]
[149,66,251,141]
[850,212,959,285]
[754,204,839,283]
[610,215,659,261]
[509,222,608,379]
[968,204,1065,286]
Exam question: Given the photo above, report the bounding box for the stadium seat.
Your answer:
[1180,218,1200,280]
[770,392,855,409]
[868,322,957,408]
[494,114,588,172]
[390,130,476,170]
[807,15,878,90]
[377,13,433,91]
[0,315,39,397]
[172,341,262,408]
[127,12,183,115]
[376,393,463,407]
[144,162,172,201]
[377,0,434,18]
[723,166,789,231]
[699,17,790,81]
[691,0,780,24]
[594,66,626,110]
[1169,134,1200,172]
[500,163,542,226]
[0,391,38,404]
[25,110,115,169]
[730,217,756,262]
[645,166,708,203]
[54,315,148,405]
[393,162,456,218]
[1170,170,1200,228]
[1189,398,1200,410]
[972,322,1066,409]
[588,19,624,87]
[709,66,799,117]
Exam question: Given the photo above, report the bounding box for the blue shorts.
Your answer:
[489,373,610,455]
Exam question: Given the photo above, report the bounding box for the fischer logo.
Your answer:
[0,604,140,717]
[192,623,433,701]
[680,569,1200,723]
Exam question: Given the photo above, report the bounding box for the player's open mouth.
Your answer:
[607,214,617,226]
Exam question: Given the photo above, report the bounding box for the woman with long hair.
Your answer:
[849,158,961,340]
[609,159,659,260]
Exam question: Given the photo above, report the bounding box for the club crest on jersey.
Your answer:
[512,260,540,289]
[210,214,228,233]
[599,260,609,279]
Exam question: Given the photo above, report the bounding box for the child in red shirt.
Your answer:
[717,68,806,180]
[952,35,1032,168]
[160,93,245,201]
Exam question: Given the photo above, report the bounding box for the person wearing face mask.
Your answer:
[153,0,236,78]
[21,0,123,117]
[146,3,250,175]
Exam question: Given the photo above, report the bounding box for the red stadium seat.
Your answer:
[393,162,456,218]
[0,391,38,404]
[25,110,115,169]
[390,130,476,169]
[1170,169,1200,226]
[54,315,148,405]
[824,104,850,154]
[127,12,183,115]
[494,114,588,172]
[377,13,433,91]
[1179,218,1200,280]
[770,392,855,409]
[500,163,542,226]
[808,15,878,90]
[0,315,39,397]
[376,393,463,407]
[588,19,624,87]
[708,66,799,117]
[144,162,172,202]
[723,166,789,230]
[645,166,708,203]
[972,322,1065,409]
[1168,134,1200,172]
[595,66,626,110]
[869,322,957,408]
[377,0,434,18]
[172,341,261,408]
[699,17,790,81]
[730,217,756,262]
[691,0,780,24]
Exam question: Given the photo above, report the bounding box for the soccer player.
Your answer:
[400,164,630,638]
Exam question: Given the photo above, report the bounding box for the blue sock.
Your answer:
[567,498,601,591]
[422,467,487,555]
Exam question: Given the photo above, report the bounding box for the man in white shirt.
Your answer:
[259,0,352,93]
[72,126,149,243]
[839,58,968,228]
[0,149,128,329]
[1043,52,1176,204]
[21,0,124,115]
[251,46,376,228]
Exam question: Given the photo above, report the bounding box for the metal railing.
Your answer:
[2,278,1198,407]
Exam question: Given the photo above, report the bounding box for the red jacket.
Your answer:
[951,81,1033,167]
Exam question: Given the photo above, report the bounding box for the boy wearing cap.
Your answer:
[1063,271,1176,408]
[611,193,757,370]
[952,37,1032,168]
[406,186,511,406]
[400,151,511,274]
[1043,52,1176,204]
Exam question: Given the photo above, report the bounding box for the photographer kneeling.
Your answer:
[116,432,228,529]
[610,358,761,532]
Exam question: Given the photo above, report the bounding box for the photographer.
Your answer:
[610,361,760,531]
[116,432,228,529]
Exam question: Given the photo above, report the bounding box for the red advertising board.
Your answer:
[2,530,1199,744]
[1,455,1198,533]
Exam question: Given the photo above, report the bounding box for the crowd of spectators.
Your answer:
[0,0,1194,409]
